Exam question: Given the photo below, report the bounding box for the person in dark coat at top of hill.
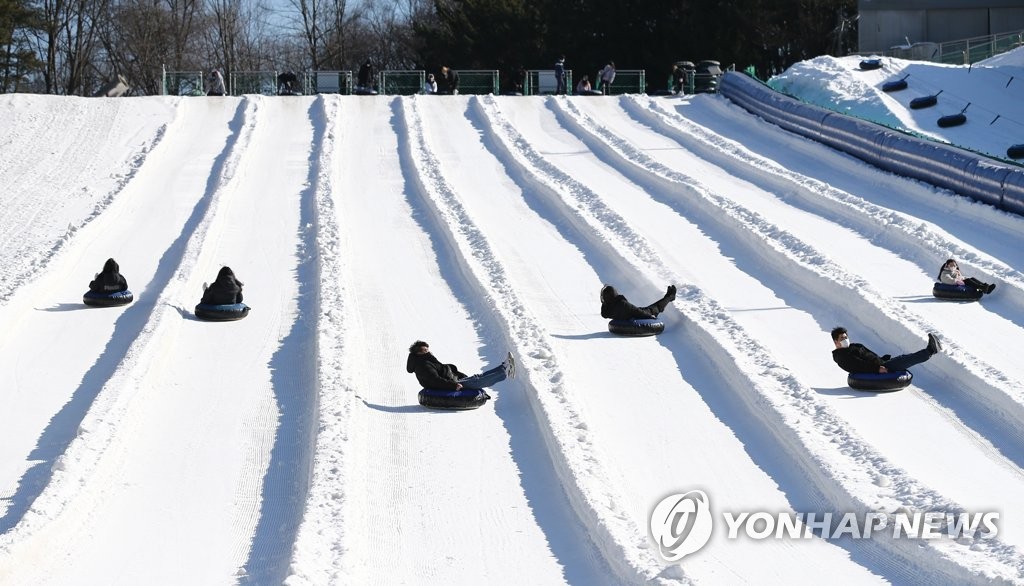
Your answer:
[357,59,374,89]
[201,266,244,305]
[89,258,128,293]
[600,284,676,320]
[406,340,515,390]
[830,326,941,374]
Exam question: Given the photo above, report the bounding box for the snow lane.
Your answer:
[553,96,1024,547]
[634,96,1024,401]
[417,95,887,584]
[0,95,174,304]
[315,95,592,585]
[0,97,237,534]
[0,96,313,584]
[486,95,1022,581]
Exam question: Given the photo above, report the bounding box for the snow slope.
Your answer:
[768,49,1024,162]
[0,54,1023,585]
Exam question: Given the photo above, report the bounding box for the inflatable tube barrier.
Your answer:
[937,113,967,128]
[1007,144,1024,159]
[195,302,250,321]
[859,59,882,71]
[932,282,984,301]
[83,289,134,307]
[418,388,491,410]
[881,79,908,92]
[909,94,938,109]
[608,318,665,337]
[848,370,913,392]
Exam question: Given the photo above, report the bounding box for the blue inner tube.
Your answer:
[909,95,938,109]
[195,302,250,321]
[608,318,665,337]
[848,370,913,392]
[418,388,491,410]
[881,79,908,92]
[83,289,134,307]
[1007,144,1024,159]
[932,282,983,301]
[859,59,882,71]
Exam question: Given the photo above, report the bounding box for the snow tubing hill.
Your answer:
[195,302,250,321]
[83,289,134,307]
[932,282,984,301]
[418,388,491,410]
[848,370,913,391]
[608,318,665,337]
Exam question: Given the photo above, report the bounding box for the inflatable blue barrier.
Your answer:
[418,388,491,410]
[932,282,984,301]
[608,318,665,337]
[882,79,908,92]
[719,72,1024,217]
[194,302,250,321]
[859,59,882,71]
[83,289,134,307]
[848,370,913,392]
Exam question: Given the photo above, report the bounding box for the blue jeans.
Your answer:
[458,364,507,390]
[883,348,932,371]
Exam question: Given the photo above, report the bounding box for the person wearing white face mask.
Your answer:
[830,327,942,374]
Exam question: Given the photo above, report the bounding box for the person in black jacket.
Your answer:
[600,284,676,320]
[357,59,374,89]
[439,66,460,95]
[89,258,128,293]
[406,340,515,390]
[201,266,244,305]
[831,326,941,374]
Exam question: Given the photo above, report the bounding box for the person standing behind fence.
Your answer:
[207,69,226,96]
[357,59,375,90]
[599,61,616,95]
[439,66,460,95]
[421,73,437,94]
[554,55,567,95]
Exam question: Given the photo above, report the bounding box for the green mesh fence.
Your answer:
[380,71,425,95]
[162,70,204,96]
[453,70,499,95]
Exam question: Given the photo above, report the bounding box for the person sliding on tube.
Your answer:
[89,258,128,293]
[406,340,515,390]
[600,284,676,320]
[201,266,244,305]
[830,327,941,374]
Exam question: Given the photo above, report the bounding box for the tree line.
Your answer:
[0,0,856,96]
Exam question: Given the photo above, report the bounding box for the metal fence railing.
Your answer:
[161,68,205,96]
[454,70,499,95]
[886,29,1024,65]
[380,70,424,95]
[162,67,675,96]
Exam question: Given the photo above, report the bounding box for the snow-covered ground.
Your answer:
[0,51,1023,585]
[769,49,1024,162]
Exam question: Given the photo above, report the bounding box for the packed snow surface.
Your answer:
[1,51,1023,585]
